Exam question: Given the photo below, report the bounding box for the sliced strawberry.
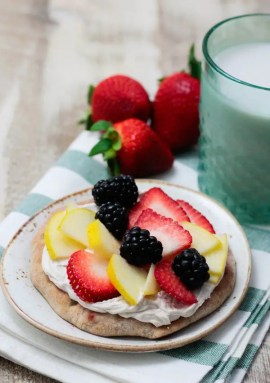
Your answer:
[129,187,190,228]
[67,250,119,303]
[154,260,197,305]
[135,209,192,258]
[177,200,215,233]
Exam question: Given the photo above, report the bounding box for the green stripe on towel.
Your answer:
[243,225,270,252]
[201,357,238,382]
[253,301,270,325]
[160,340,227,365]
[239,287,266,312]
[236,344,259,370]
[57,150,109,184]
[217,357,239,379]
[15,193,53,216]
[245,300,270,327]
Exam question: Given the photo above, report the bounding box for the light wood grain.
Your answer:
[0,0,269,382]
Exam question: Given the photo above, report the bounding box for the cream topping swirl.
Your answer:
[42,247,216,327]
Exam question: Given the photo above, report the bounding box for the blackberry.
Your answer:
[120,226,163,266]
[172,248,209,290]
[92,175,138,208]
[96,202,128,240]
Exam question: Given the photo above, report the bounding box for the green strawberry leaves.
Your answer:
[112,137,122,151]
[87,84,95,104]
[157,44,201,85]
[90,120,111,131]
[188,44,201,80]
[78,84,96,130]
[88,121,122,175]
[78,114,94,131]
[89,138,112,156]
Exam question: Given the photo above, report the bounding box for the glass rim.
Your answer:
[202,13,270,91]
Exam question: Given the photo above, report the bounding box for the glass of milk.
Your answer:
[199,14,270,224]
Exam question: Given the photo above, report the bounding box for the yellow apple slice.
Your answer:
[59,207,95,247]
[181,222,221,255]
[87,220,120,260]
[44,211,85,260]
[143,264,160,296]
[204,234,228,284]
[107,253,148,305]
[209,273,220,284]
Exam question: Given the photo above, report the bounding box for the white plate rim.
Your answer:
[0,179,251,352]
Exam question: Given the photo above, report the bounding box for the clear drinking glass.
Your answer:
[199,14,270,224]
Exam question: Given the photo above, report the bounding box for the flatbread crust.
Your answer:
[31,216,236,340]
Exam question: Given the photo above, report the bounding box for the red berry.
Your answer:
[129,187,190,228]
[92,75,151,123]
[135,208,192,258]
[114,119,173,177]
[67,250,119,303]
[153,72,200,151]
[154,259,198,305]
[177,200,215,233]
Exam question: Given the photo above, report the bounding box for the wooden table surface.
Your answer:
[0,0,269,382]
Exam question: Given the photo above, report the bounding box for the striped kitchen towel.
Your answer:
[0,131,269,383]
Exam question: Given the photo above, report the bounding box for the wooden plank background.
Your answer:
[0,0,269,381]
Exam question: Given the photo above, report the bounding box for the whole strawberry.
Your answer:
[81,75,151,128]
[153,46,201,151]
[89,119,173,177]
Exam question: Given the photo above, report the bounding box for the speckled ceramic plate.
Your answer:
[0,180,251,352]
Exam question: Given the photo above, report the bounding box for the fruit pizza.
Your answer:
[31,175,236,339]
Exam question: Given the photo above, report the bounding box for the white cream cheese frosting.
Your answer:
[42,247,216,327]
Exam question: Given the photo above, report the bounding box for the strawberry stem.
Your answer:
[78,84,95,129]
[188,44,201,80]
[78,112,94,130]
[86,114,94,130]
[158,76,166,83]
[87,84,95,104]
[108,158,121,176]
[88,121,122,176]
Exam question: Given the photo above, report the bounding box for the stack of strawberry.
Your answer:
[81,46,201,177]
